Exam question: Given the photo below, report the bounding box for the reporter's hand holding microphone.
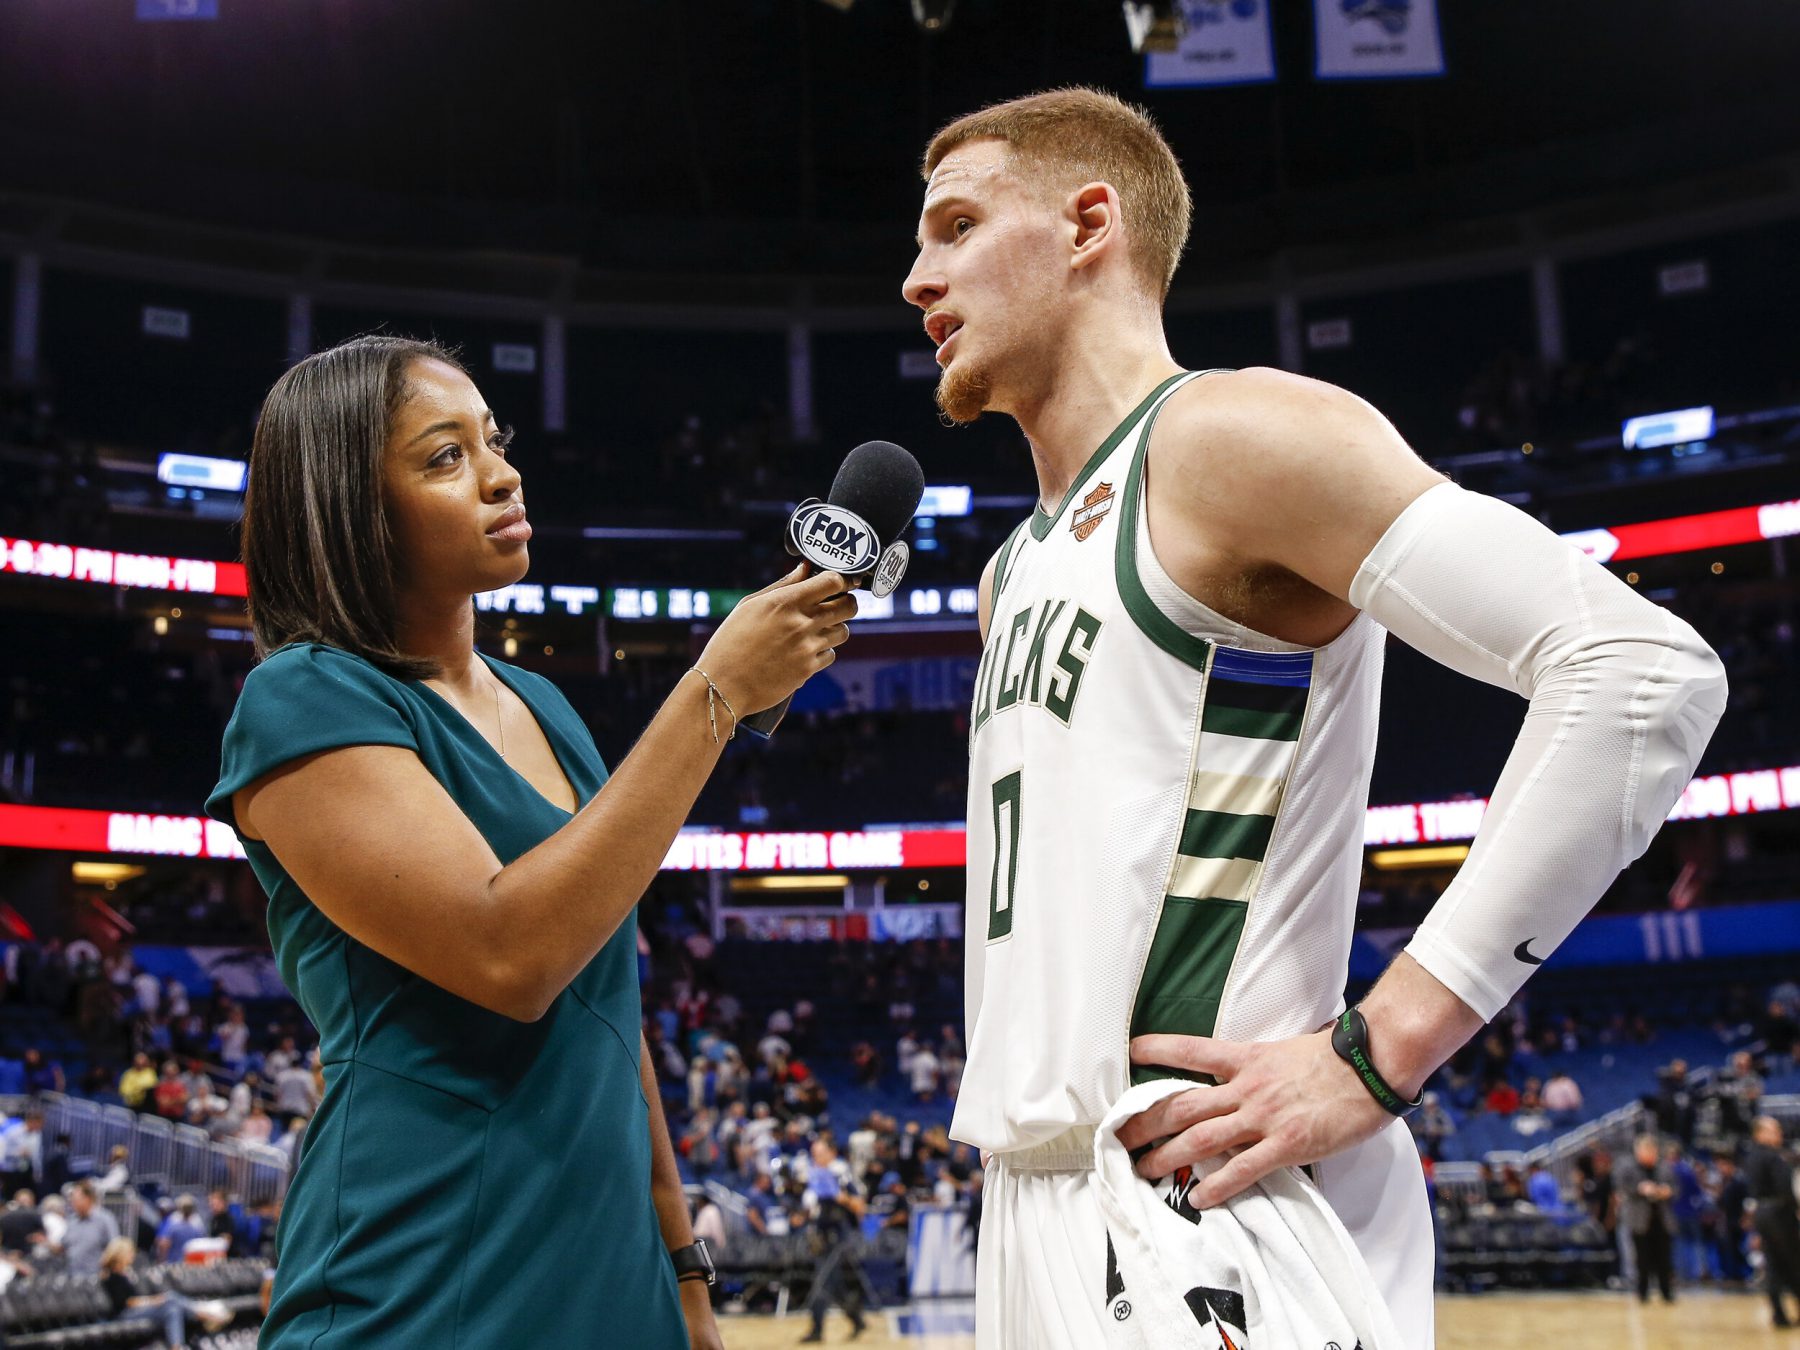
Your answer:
[689,566,857,738]
[703,439,926,739]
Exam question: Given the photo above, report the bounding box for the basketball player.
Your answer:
[902,89,1726,1348]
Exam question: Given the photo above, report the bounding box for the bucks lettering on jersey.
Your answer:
[971,598,1101,736]
[951,370,1391,1157]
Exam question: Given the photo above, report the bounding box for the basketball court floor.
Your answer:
[721,1291,1795,1347]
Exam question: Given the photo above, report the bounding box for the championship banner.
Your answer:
[1145,1,1277,89]
[1314,0,1444,80]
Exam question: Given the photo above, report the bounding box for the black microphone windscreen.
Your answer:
[826,441,925,546]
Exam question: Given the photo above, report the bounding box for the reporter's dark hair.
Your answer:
[241,335,466,681]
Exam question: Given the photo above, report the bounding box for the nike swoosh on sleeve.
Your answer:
[1514,939,1545,966]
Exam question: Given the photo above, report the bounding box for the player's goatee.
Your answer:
[936,362,992,424]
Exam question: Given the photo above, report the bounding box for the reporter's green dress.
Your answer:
[206,642,685,1348]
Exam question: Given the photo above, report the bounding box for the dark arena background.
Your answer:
[2,2,1799,1347]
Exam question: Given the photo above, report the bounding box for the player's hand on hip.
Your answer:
[695,565,856,712]
[1117,1029,1393,1209]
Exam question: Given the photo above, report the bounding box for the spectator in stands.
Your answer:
[207,1189,239,1257]
[691,1193,727,1256]
[1617,1134,1678,1304]
[850,1041,883,1087]
[787,1062,829,1119]
[273,1052,319,1119]
[1542,1070,1584,1128]
[1668,1140,1713,1284]
[95,1145,133,1196]
[1745,1115,1800,1328]
[278,1117,307,1172]
[118,1053,158,1111]
[21,1048,64,1096]
[910,1040,941,1105]
[683,1109,720,1178]
[0,1191,44,1255]
[1760,999,1800,1069]
[37,1194,68,1254]
[743,1172,780,1235]
[896,1028,921,1083]
[215,1004,251,1073]
[1484,1079,1521,1117]
[873,1172,912,1231]
[152,1059,189,1120]
[238,1101,274,1146]
[1582,1149,1623,1279]
[1525,1162,1562,1213]
[756,1020,792,1073]
[791,999,816,1055]
[130,965,161,1018]
[154,1194,207,1263]
[57,1181,119,1276]
[1714,1050,1764,1146]
[99,1237,233,1347]
[262,1036,300,1079]
[1653,1060,1696,1144]
[1710,1154,1750,1284]
[39,1130,75,1195]
[0,1111,44,1195]
[1409,1093,1456,1163]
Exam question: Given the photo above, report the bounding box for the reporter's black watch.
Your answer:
[670,1238,716,1287]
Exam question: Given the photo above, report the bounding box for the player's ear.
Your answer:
[1068,182,1121,274]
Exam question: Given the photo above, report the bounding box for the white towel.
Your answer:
[1092,1079,1405,1349]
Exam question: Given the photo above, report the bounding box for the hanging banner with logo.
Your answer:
[1145,1,1277,88]
[1314,0,1444,80]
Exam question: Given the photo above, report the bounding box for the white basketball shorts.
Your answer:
[975,1114,1435,1350]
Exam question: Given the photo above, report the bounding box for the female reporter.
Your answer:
[205,335,853,1348]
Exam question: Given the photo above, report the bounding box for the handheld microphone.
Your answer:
[738,441,925,740]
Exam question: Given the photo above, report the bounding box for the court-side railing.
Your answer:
[35,1091,290,1205]
[1429,1090,1800,1206]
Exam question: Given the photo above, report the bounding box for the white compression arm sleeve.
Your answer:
[1349,482,1728,1021]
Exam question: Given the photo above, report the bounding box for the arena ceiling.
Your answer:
[2,0,1798,281]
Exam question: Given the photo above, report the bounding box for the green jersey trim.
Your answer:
[1128,641,1317,1087]
[1114,371,1214,671]
[1128,895,1249,1086]
[1028,372,1190,542]
[990,519,1031,619]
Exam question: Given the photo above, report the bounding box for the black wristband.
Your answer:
[669,1237,716,1287]
[1330,1007,1424,1117]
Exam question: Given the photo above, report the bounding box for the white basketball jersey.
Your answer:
[952,370,1389,1156]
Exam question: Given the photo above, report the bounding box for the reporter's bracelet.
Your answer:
[688,667,738,743]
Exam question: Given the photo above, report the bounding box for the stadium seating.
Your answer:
[1438,1213,1615,1293]
[0,1258,266,1347]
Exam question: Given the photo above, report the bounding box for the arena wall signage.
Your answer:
[13,496,1793,613]
[5,764,1797,865]
[1350,898,1800,981]
[0,537,245,596]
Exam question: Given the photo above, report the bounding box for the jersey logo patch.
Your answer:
[1071,481,1115,541]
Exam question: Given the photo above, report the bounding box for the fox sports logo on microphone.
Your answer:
[790,502,882,574]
